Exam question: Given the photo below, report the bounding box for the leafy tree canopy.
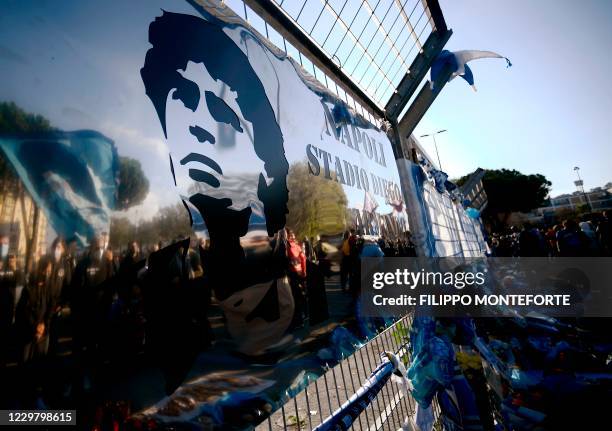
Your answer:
[117,156,150,210]
[457,168,551,215]
[286,161,349,240]
[0,101,150,211]
[110,203,191,250]
[0,101,53,134]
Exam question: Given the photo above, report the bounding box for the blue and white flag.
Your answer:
[314,356,394,431]
[0,130,119,245]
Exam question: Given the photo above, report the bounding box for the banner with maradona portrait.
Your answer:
[141,0,408,245]
[0,1,410,426]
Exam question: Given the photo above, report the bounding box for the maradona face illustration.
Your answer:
[141,11,294,356]
[141,11,289,242]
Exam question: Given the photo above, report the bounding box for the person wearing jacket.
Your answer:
[286,229,307,329]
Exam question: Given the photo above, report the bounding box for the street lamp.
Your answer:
[420,129,446,171]
[573,166,592,211]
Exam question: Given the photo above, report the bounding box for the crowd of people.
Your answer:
[1,232,158,411]
[0,227,340,415]
[11,210,608,427]
[489,211,612,257]
[338,229,417,299]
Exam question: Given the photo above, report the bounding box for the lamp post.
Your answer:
[420,129,446,170]
[573,166,592,211]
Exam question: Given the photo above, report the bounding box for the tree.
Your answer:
[0,101,53,134]
[110,202,192,251]
[1,101,149,212]
[286,161,349,240]
[457,168,551,227]
[0,102,55,270]
[116,157,150,210]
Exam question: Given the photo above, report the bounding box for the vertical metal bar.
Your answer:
[351,347,375,431]
[313,378,324,427]
[381,332,401,428]
[330,0,366,57]
[293,395,301,431]
[309,1,328,35]
[296,0,309,21]
[331,363,344,410]
[387,324,412,425]
[366,337,385,427]
[382,326,405,427]
[358,347,385,430]
[376,332,391,428]
[322,369,335,417]
[361,0,415,91]
[366,336,385,429]
[385,326,396,353]
[396,319,415,417]
[360,344,380,429]
[304,379,314,430]
[281,404,288,431]
[366,336,384,429]
[378,331,407,428]
[348,0,407,78]
[242,0,387,118]
[321,0,349,47]
[340,0,383,74]
[344,352,366,431]
[385,8,430,89]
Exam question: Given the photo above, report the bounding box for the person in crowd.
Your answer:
[100,232,110,253]
[121,241,143,270]
[360,237,385,258]
[112,241,147,360]
[287,229,307,329]
[340,231,352,292]
[518,222,543,257]
[143,237,206,394]
[347,232,364,298]
[314,235,332,277]
[496,233,515,257]
[544,226,558,256]
[489,235,500,256]
[579,221,599,255]
[1,252,24,365]
[0,233,10,261]
[596,211,611,255]
[186,239,204,280]
[404,232,417,257]
[15,257,55,407]
[37,238,71,358]
[64,237,79,283]
[556,219,587,257]
[69,234,116,392]
[302,237,315,263]
[377,237,386,255]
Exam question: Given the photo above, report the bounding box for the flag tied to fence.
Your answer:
[313,355,394,431]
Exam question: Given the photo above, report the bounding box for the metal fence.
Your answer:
[256,315,441,431]
[221,0,437,127]
[421,179,488,258]
[216,1,449,428]
[259,0,435,108]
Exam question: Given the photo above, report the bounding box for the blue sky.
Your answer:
[1,0,610,214]
[414,0,612,196]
